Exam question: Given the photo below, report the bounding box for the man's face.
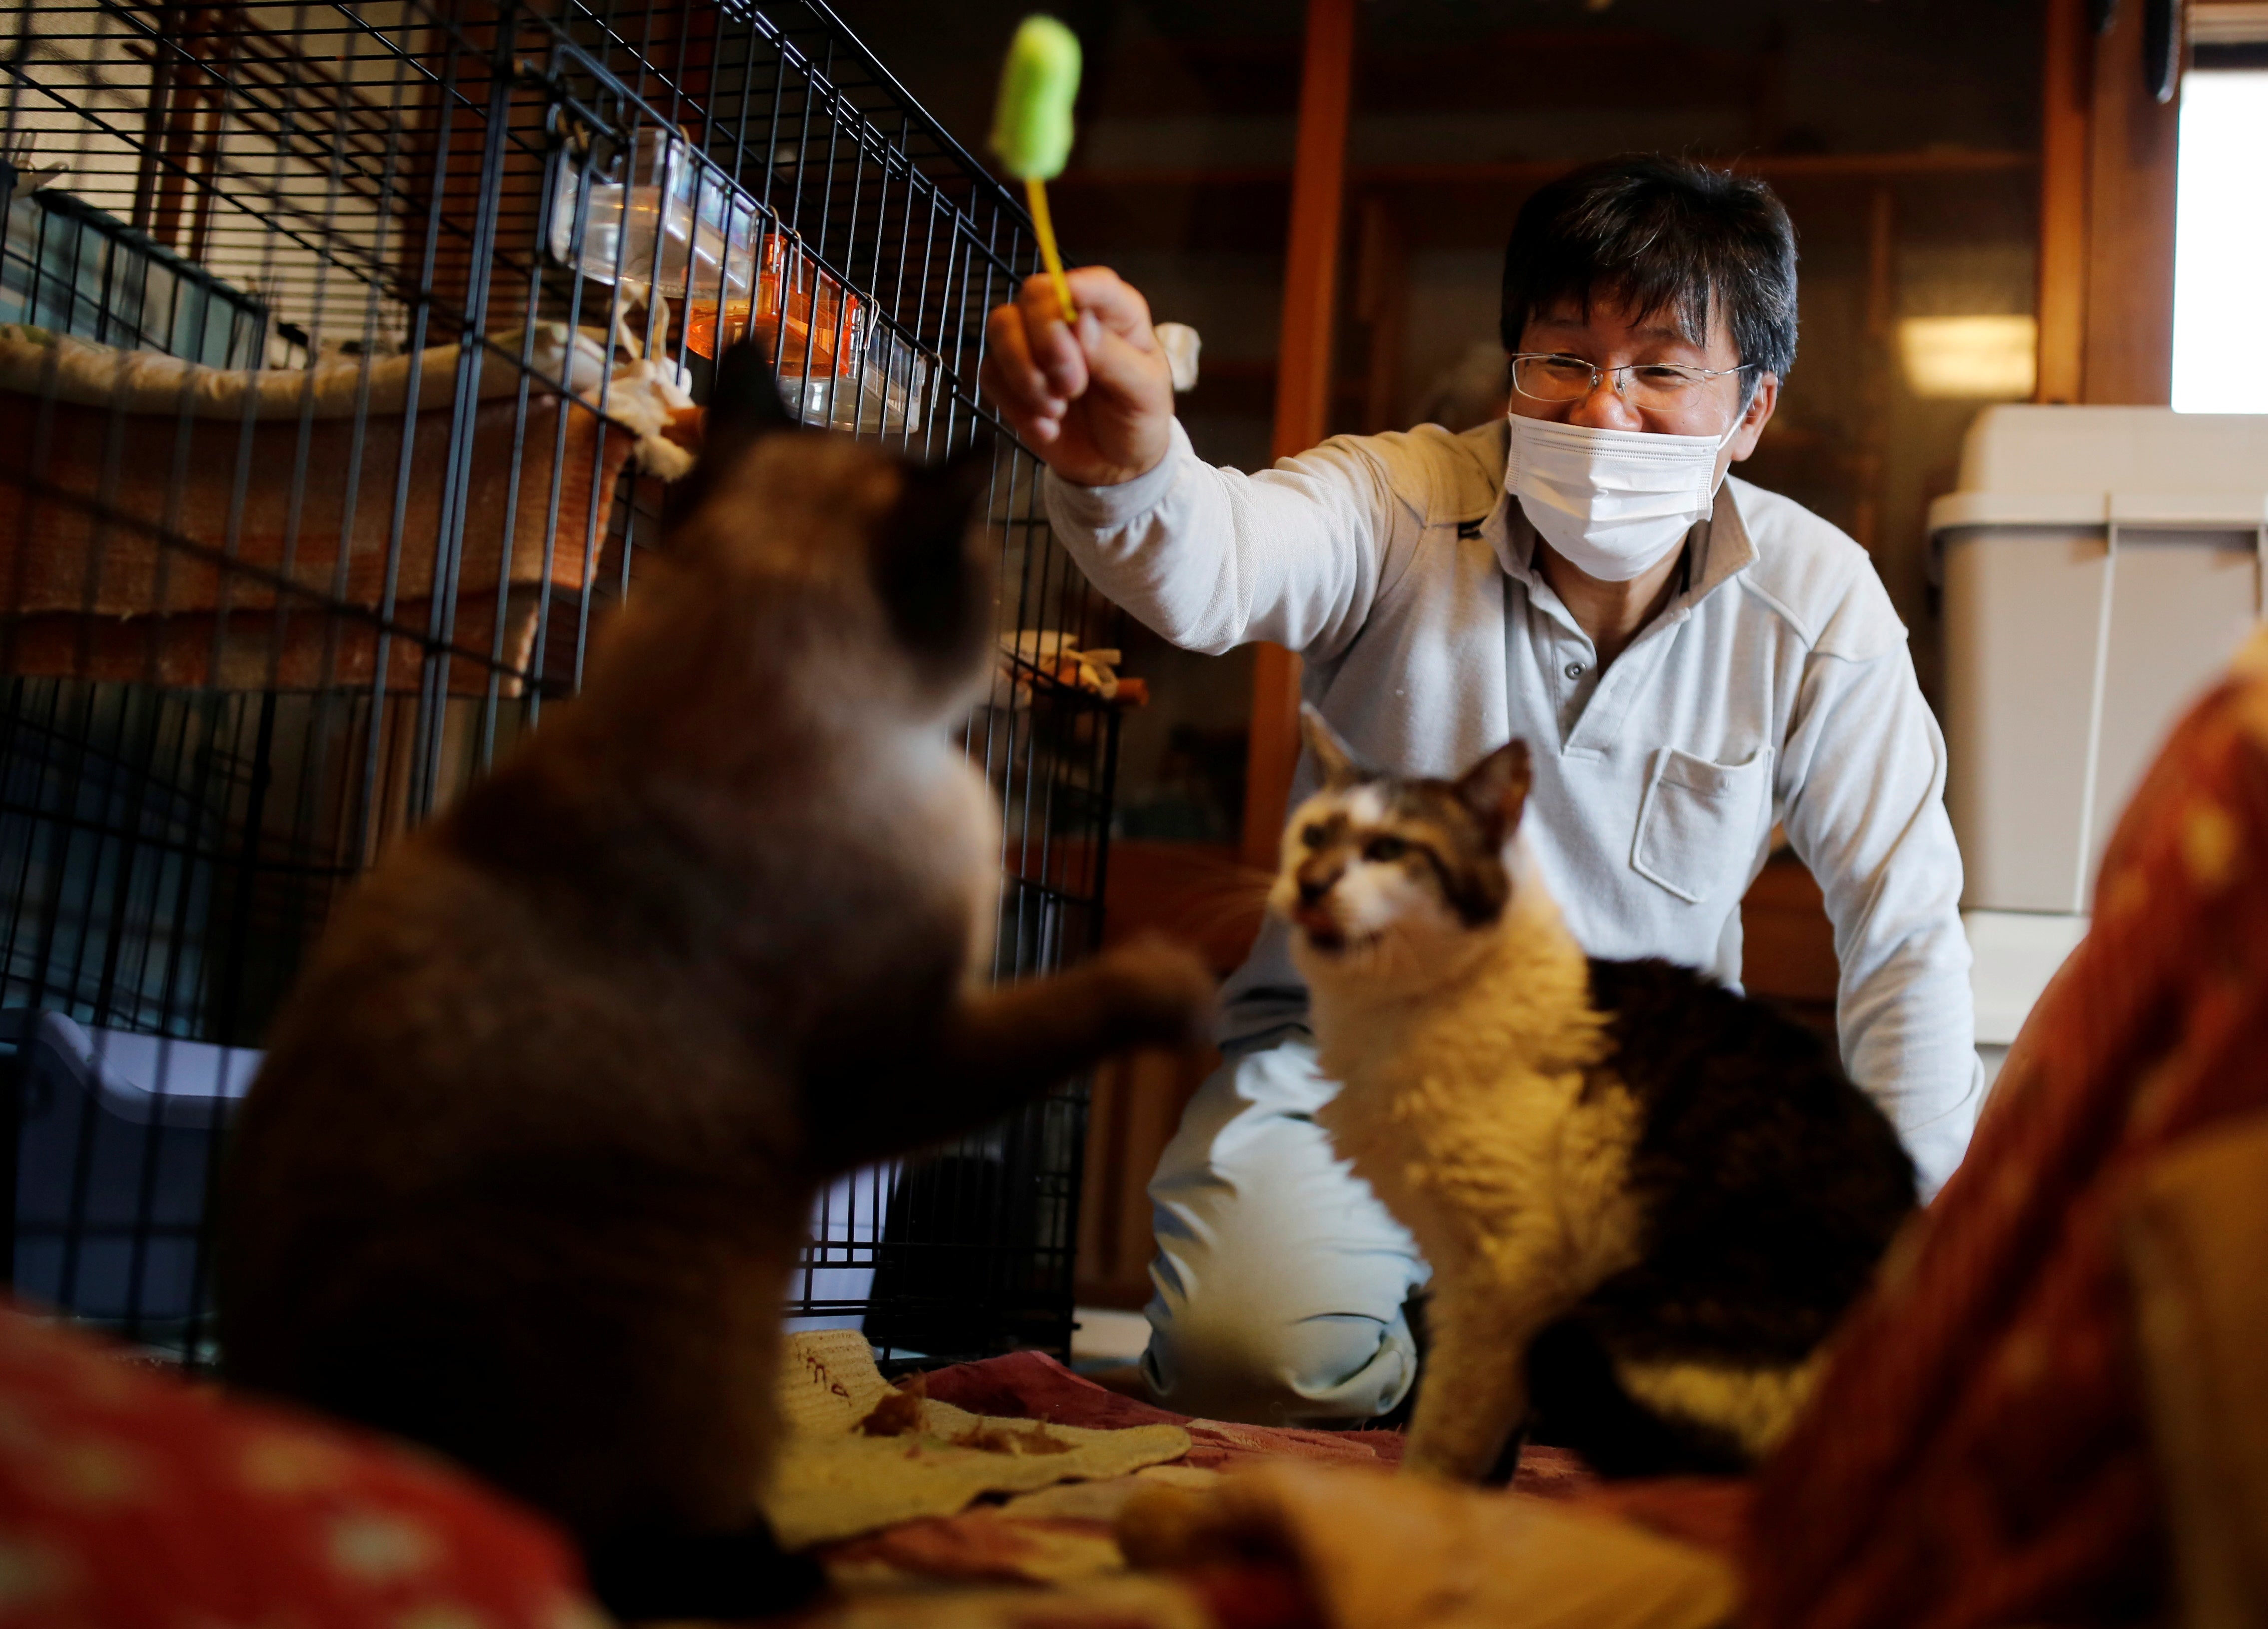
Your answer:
[1510,293,1779,486]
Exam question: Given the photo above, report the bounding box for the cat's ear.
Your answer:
[1300,705,1363,788]
[872,439,994,657]
[1454,738,1532,843]
[707,338,799,442]
[664,340,798,532]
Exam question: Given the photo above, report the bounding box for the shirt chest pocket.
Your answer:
[1631,747,1773,904]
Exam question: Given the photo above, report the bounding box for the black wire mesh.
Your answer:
[0,0,1123,1365]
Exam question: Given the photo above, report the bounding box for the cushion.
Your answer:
[2119,1110,2268,1627]
[0,1301,604,1629]
[1743,630,2268,1629]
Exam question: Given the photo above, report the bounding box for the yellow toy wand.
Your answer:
[991,15,1082,324]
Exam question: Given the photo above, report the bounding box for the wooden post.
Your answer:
[1851,185,1895,558]
[1240,0,1355,872]
[2080,0,2181,403]
[2036,0,2091,403]
[1355,192,1410,433]
[2036,0,2181,407]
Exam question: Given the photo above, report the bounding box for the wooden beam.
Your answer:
[2036,0,2090,403]
[1240,0,1355,873]
[1049,151,2037,253]
[1051,150,2038,196]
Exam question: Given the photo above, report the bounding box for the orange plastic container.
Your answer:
[684,233,862,374]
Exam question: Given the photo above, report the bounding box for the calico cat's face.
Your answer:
[1272,709,1532,982]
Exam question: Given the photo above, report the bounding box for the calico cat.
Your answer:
[1275,708,1915,1481]
[215,344,1215,1618]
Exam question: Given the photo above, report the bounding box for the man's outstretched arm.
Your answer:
[981,266,1402,661]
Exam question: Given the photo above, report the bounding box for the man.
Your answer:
[980,155,1980,1428]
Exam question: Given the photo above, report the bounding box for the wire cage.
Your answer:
[0,0,1126,1365]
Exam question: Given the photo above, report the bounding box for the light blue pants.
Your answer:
[1137,1033,1433,1425]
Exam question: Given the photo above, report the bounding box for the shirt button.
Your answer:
[1564,661,1587,680]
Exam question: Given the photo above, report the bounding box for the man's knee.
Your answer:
[1142,1292,1416,1426]
[1139,1035,1426,1425]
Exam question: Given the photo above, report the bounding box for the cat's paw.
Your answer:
[1098,936,1217,1050]
[1399,1441,1481,1483]
[1400,1423,1512,1485]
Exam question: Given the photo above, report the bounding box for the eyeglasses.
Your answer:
[1509,353,1756,412]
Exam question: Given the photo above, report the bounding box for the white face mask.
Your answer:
[1505,412,1742,583]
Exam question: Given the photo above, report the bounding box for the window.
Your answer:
[2171,68,2268,413]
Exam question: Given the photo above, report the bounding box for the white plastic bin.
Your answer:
[1931,406,2268,1051]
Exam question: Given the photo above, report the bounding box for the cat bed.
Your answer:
[0,324,688,695]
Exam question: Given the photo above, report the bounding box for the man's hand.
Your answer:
[980,265,1174,488]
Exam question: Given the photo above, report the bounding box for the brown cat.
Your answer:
[215,345,1214,1618]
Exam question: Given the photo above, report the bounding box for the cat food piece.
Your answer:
[951,1420,1075,1456]
[856,1372,1072,1454]
[858,1387,928,1438]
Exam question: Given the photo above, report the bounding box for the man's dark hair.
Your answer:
[1500,155,1799,383]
